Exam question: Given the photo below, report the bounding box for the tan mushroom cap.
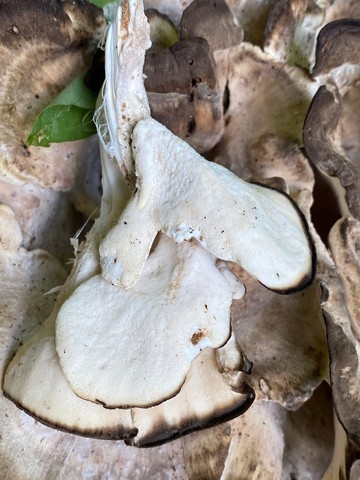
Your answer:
[226,0,274,47]
[303,85,360,220]
[144,36,224,152]
[180,0,243,52]
[310,12,360,94]
[0,131,102,268]
[210,42,316,180]
[321,217,360,478]
[264,0,323,69]
[182,382,333,480]
[264,0,360,75]
[0,206,66,371]
[144,35,217,95]
[312,18,360,82]
[329,218,360,345]
[230,267,327,409]
[144,0,243,154]
[0,184,78,265]
[324,313,360,450]
[0,0,105,190]
[322,218,360,453]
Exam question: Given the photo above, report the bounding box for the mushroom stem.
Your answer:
[96,0,151,186]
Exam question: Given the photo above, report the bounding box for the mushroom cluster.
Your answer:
[1,0,360,478]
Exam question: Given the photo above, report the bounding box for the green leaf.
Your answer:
[27,105,97,147]
[27,74,98,147]
[89,0,115,7]
[54,75,97,110]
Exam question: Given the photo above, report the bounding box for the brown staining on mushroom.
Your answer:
[120,0,131,33]
[191,327,206,345]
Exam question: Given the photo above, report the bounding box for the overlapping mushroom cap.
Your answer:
[144,0,243,153]
[57,235,245,408]
[3,0,315,439]
[59,0,312,415]
[3,0,360,478]
[3,0,251,444]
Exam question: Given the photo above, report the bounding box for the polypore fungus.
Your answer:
[7,0,358,478]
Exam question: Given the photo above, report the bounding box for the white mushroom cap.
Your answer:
[56,234,244,408]
[3,320,136,439]
[4,320,253,445]
[100,117,314,293]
